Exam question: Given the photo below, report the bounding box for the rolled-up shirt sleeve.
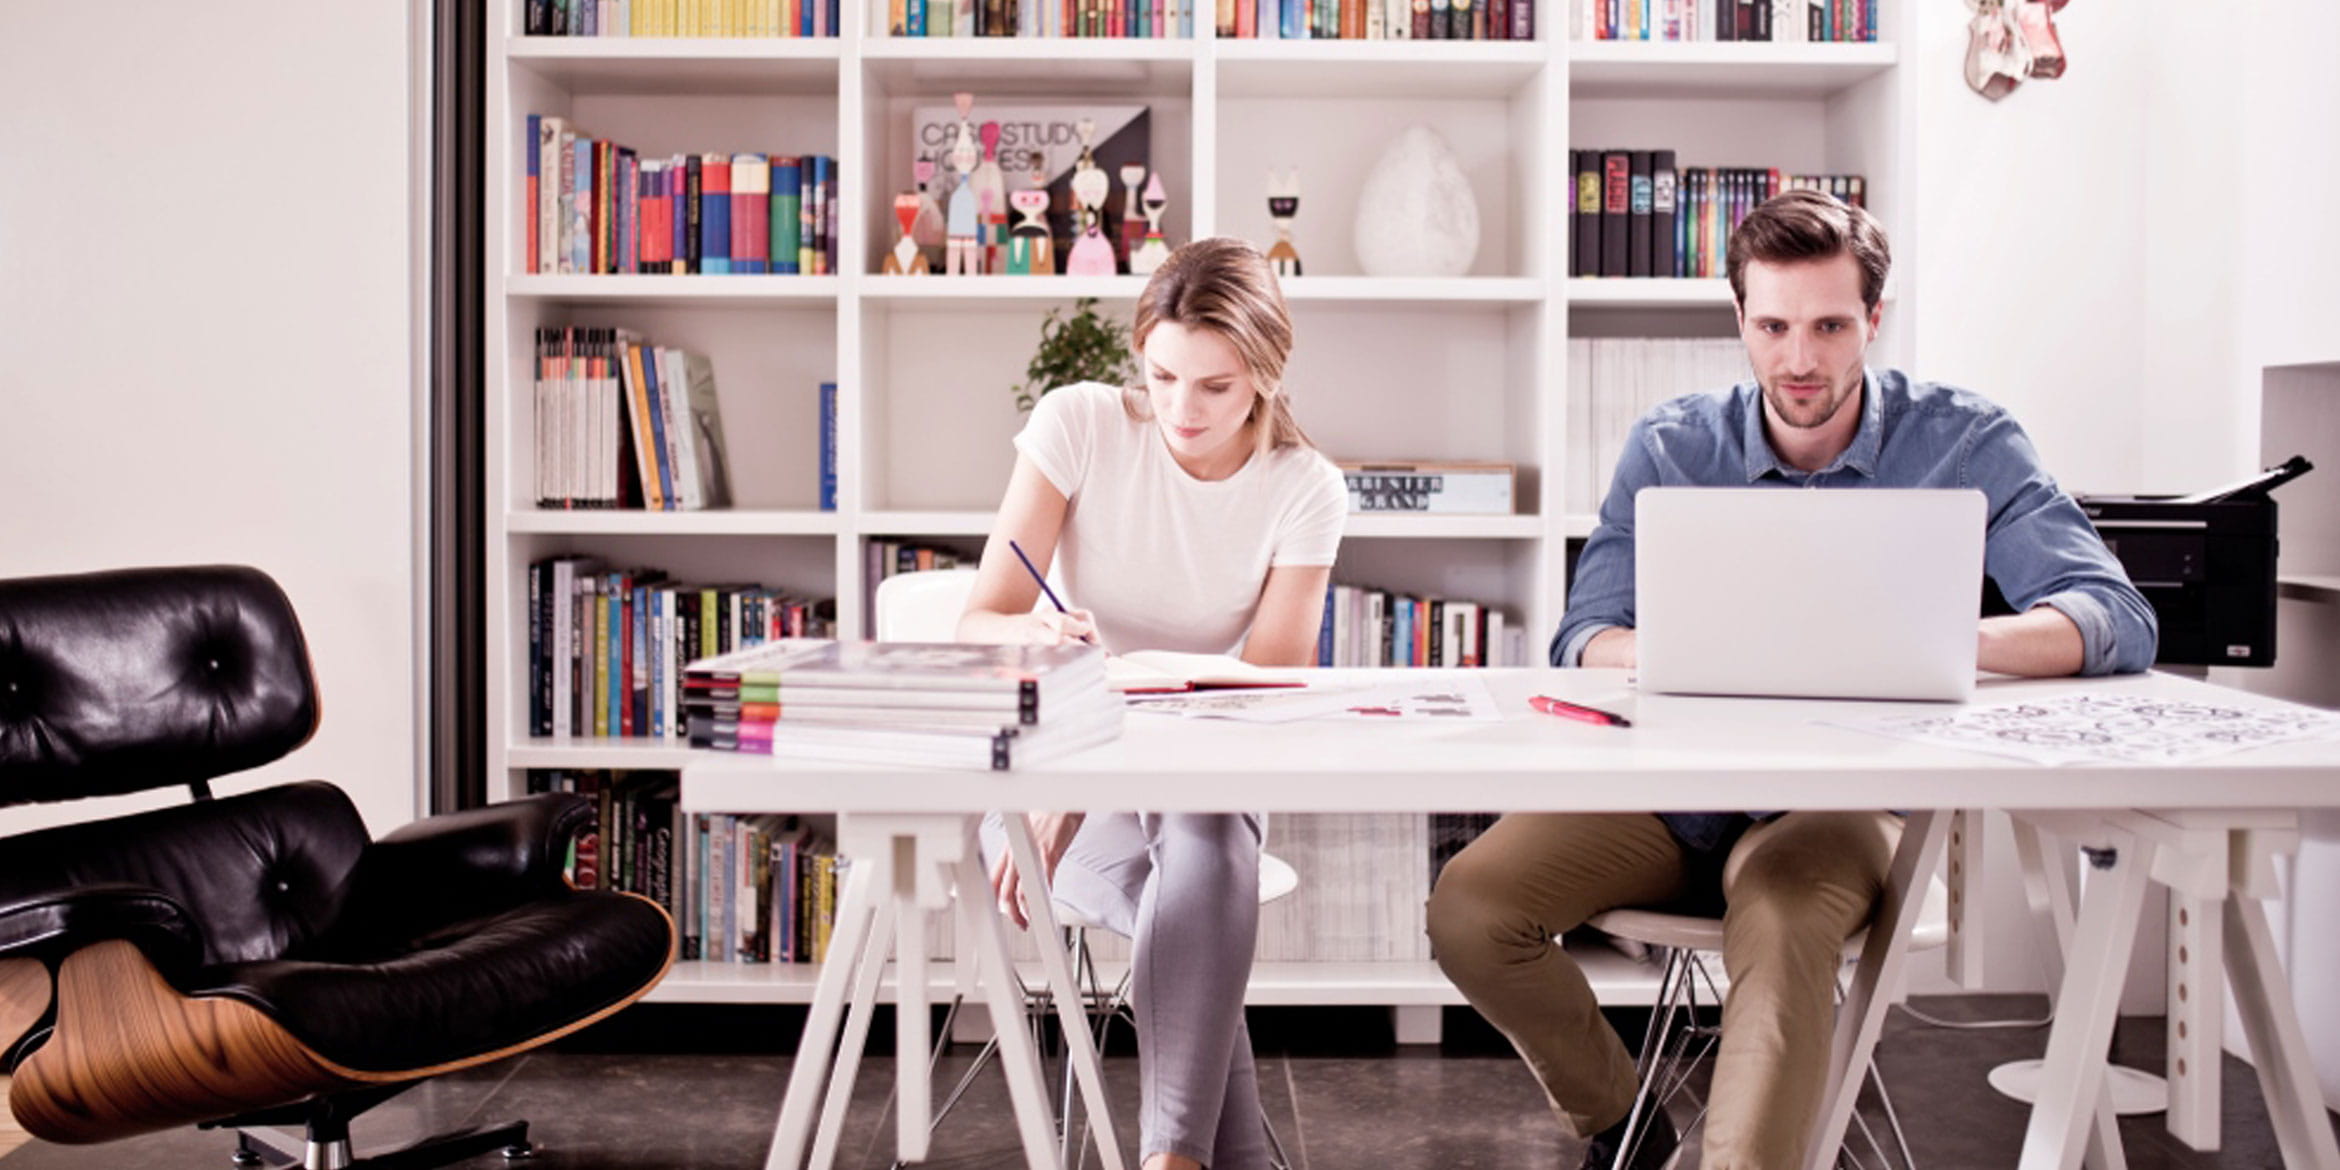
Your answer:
[1552,419,1661,666]
[1966,411,2160,675]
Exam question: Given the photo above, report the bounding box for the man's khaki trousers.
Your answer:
[1427,811,1902,1170]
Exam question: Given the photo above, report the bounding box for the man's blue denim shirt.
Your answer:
[1552,368,2160,854]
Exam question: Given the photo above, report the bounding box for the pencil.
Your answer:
[1007,539,1090,642]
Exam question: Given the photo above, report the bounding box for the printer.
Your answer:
[2078,456,2312,668]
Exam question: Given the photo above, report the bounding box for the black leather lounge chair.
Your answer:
[0,565,674,1169]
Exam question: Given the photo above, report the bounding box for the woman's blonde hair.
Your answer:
[1124,237,1313,457]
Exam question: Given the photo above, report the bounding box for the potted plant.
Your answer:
[1015,297,1137,412]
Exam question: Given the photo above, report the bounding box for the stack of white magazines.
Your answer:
[682,639,1121,770]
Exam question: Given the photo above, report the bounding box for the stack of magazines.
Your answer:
[682,640,1122,770]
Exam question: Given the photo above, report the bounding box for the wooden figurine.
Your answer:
[882,192,930,275]
[1129,171,1171,276]
[1266,169,1303,277]
[1006,152,1055,275]
[911,152,947,258]
[974,121,1009,275]
[1065,117,1118,276]
[1118,162,1148,270]
[944,93,982,276]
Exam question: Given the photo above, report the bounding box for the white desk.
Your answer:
[682,668,2340,1170]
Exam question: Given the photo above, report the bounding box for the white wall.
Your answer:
[1904,0,2340,1103]
[0,5,422,837]
[1908,1,2149,497]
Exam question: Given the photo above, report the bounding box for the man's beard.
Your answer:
[1763,371,1857,431]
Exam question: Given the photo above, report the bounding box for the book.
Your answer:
[1628,150,1653,278]
[688,638,1108,695]
[1600,150,1630,277]
[679,351,733,510]
[1338,460,1515,515]
[1105,651,1303,694]
[1574,149,1601,279]
[1651,150,1678,279]
[818,381,837,511]
[909,104,1148,256]
[732,153,770,274]
[693,696,1123,771]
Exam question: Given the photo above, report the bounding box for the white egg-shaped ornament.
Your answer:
[1353,126,1481,278]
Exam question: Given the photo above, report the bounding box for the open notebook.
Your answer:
[1104,651,1305,695]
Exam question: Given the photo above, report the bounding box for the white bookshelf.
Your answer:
[484,0,1915,1012]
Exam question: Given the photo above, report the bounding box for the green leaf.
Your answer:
[1014,297,1138,412]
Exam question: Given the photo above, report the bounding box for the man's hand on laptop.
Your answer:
[1581,627,1638,669]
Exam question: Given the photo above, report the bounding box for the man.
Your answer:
[1427,190,2156,1170]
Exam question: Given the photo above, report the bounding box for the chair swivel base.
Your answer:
[222,1119,533,1170]
[1986,1058,2169,1115]
[206,1082,536,1170]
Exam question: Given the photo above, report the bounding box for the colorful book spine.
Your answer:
[525,115,541,274]
[700,153,732,275]
[732,153,770,274]
[771,157,802,274]
[818,381,837,511]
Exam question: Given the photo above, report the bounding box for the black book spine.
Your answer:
[1652,149,1678,279]
[1600,151,1630,278]
[530,559,549,737]
[1574,150,1602,279]
[683,155,703,274]
[1627,150,1653,278]
[1428,599,1447,667]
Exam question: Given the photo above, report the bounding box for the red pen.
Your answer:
[1530,695,1633,728]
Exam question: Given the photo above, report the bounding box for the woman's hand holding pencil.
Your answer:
[1007,538,1100,647]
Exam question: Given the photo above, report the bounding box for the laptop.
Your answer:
[1633,487,1988,701]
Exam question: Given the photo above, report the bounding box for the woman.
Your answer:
[958,236,1345,1170]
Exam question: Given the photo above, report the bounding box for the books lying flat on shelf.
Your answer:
[1105,651,1302,694]
[1338,461,1515,515]
[685,640,1120,768]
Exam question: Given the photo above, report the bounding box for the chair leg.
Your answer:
[1262,1103,1296,1170]
[1867,1056,1919,1170]
[1614,946,1696,1170]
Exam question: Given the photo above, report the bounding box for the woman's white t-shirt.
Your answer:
[1013,381,1347,656]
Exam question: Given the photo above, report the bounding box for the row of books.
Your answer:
[1564,336,1751,512]
[532,327,736,511]
[1216,0,1534,38]
[527,559,837,740]
[525,116,839,276]
[527,771,848,963]
[1573,0,1877,41]
[1569,149,1867,279]
[890,0,1195,36]
[525,0,841,36]
[531,325,837,512]
[683,640,1125,769]
[1319,584,1514,668]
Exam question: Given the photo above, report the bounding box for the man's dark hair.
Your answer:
[1725,189,1891,311]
